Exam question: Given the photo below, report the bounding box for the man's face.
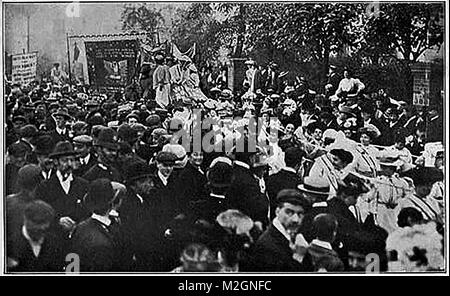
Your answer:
[416,184,432,198]
[416,130,426,142]
[342,193,358,206]
[54,115,66,129]
[13,121,26,133]
[276,203,305,233]
[395,141,405,150]
[101,147,117,163]
[37,154,54,172]
[285,124,295,135]
[132,177,155,197]
[55,155,75,175]
[312,129,323,141]
[361,112,371,121]
[74,142,89,158]
[360,134,371,146]
[338,112,347,121]
[10,154,27,168]
[157,162,174,178]
[189,151,204,167]
[128,117,138,126]
[329,153,346,170]
[24,219,50,242]
[388,113,398,122]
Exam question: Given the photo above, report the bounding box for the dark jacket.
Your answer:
[266,168,302,219]
[6,192,37,240]
[227,164,270,227]
[7,229,65,272]
[119,189,164,271]
[6,163,21,196]
[173,162,208,213]
[308,242,344,272]
[69,217,131,272]
[82,162,122,183]
[35,173,90,223]
[247,225,313,272]
[73,153,98,177]
[327,198,388,257]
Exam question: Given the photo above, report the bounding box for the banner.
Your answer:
[11,52,37,85]
[68,33,150,89]
[84,39,139,88]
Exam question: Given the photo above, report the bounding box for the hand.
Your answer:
[59,216,76,230]
[290,233,309,258]
[7,257,19,269]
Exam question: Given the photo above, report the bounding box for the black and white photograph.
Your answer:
[1,0,448,277]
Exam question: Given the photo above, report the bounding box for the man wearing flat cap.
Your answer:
[35,141,90,234]
[72,135,97,177]
[49,108,72,144]
[247,189,313,271]
[83,127,122,183]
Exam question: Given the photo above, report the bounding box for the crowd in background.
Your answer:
[4,49,445,273]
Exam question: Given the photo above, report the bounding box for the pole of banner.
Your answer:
[27,14,30,53]
[66,33,72,84]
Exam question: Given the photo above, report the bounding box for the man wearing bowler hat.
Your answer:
[69,178,132,271]
[83,127,122,183]
[121,160,164,270]
[35,141,90,234]
[248,189,313,271]
[33,135,56,180]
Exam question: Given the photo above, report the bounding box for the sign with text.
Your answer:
[11,52,37,85]
[84,39,139,88]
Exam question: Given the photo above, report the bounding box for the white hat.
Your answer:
[298,176,330,196]
[162,144,187,168]
[322,129,339,141]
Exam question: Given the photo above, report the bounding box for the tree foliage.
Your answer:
[361,3,444,64]
[121,3,164,34]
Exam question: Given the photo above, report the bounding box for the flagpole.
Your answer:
[66,32,72,84]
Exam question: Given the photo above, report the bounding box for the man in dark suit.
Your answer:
[72,135,98,177]
[247,189,313,271]
[172,150,208,213]
[307,214,344,272]
[33,135,56,181]
[83,127,122,183]
[227,145,270,228]
[6,142,30,195]
[47,108,71,145]
[327,185,388,271]
[120,160,166,271]
[190,158,235,224]
[35,141,90,235]
[150,151,183,271]
[6,164,44,243]
[267,147,305,220]
[69,178,132,271]
[7,200,65,272]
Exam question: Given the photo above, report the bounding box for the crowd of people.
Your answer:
[4,49,445,273]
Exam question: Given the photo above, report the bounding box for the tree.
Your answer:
[121,3,164,34]
[359,3,444,101]
[246,3,363,87]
